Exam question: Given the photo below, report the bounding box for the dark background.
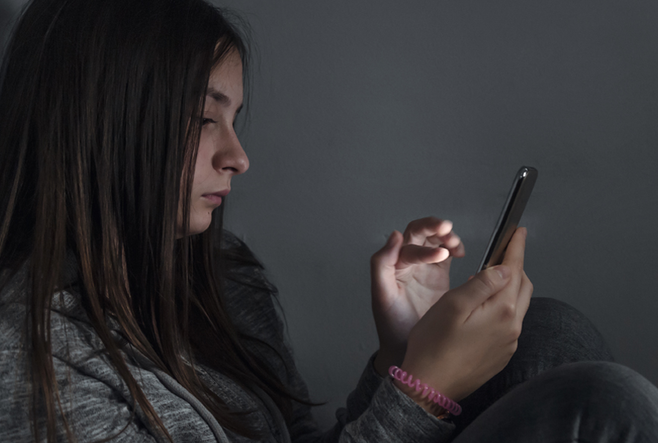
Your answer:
[3,0,657,429]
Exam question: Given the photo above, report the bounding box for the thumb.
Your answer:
[376,230,402,265]
[449,265,511,311]
[370,231,403,294]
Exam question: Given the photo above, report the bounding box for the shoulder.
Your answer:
[0,282,117,440]
[0,263,38,353]
[0,259,113,368]
[0,277,28,353]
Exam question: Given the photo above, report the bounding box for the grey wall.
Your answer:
[215,0,658,428]
[3,0,658,430]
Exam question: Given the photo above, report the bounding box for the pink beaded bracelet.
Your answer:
[389,365,462,416]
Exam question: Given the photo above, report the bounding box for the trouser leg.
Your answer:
[452,297,614,432]
[451,361,658,443]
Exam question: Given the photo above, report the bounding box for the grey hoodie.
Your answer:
[0,231,456,442]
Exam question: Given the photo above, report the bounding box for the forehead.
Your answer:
[206,50,243,102]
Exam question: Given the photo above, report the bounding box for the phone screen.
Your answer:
[476,166,538,273]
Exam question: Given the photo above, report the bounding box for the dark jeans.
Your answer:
[449,297,658,442]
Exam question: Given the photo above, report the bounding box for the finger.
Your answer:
[403,217,453,246]
[402,217,465,258]
[445,265,511,316]
[439,232,465,257]
[417,229,466,259]
[370,230,404,296]
[515,271,533,325]
[501,227,527,272]
[397,244,450,269]
[487,230,529,315]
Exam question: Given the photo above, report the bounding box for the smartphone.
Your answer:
[476,166,538,273]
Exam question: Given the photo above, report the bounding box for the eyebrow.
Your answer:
[206,86,243,114]
[206,86,230,105]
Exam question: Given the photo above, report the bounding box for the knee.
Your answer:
[542,361,658,420]
[483,362,658,442]
[515,297,615,364]
[555,361,643,391]
[523,297,593,331]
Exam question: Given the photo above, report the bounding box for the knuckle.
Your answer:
[499,301,516,320]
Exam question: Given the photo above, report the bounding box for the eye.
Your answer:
[201,118,215,126]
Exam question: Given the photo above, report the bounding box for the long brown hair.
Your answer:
[0,0,307,441]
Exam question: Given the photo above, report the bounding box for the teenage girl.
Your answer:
[1,1,657,442]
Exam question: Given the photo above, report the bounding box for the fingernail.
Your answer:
[494,265,510,279]
[440,220,453,235]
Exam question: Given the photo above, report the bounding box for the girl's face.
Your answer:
[177,50,249,238]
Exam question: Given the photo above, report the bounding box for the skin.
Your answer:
[177,46,534,418]
[176,49,249,239]
[370,218,463,376]
[371,222,533,415]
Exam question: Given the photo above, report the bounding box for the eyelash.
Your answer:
[201,118,238,128]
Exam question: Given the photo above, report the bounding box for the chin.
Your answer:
[189,217,212,236]
[175,218,211,239]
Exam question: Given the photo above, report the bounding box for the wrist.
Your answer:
[373,348,404,378]
[388,365,462,418]
[392,377,449,417]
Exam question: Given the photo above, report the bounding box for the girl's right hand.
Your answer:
[394,227,533,410]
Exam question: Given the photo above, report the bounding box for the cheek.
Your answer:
[188,194,213,235]
[192,142,213,192]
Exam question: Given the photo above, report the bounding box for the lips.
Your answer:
[201,189,229,206]
[202,189,230,198]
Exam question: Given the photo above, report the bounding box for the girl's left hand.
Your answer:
[370,216,465,376]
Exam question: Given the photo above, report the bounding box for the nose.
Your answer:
[214,125,249,175]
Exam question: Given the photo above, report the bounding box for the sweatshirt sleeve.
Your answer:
[289,351,457,443]
[0,299,163,443]
[221,232,457,443]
